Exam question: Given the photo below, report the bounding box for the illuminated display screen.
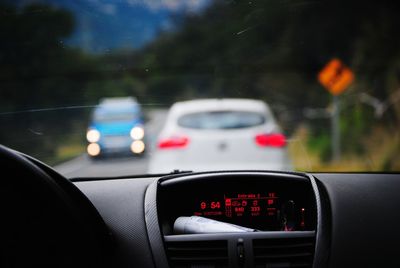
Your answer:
[196,193,278,217]
[191,192,307,231]
[158,177,316,233]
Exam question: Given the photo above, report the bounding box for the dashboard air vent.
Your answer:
[253,237,315,268]
[165,239,228,268]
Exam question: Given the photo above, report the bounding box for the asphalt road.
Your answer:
[54,109,168,178]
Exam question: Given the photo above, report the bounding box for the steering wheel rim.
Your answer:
[0,145,111,267]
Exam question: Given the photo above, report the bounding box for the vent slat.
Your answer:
[255,252,312,259]
[168,247,227,251]
[254,238,314,246]
[254,242,314,249]
[170,256,228,261]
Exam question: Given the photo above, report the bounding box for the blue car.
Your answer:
[86,97,145,158]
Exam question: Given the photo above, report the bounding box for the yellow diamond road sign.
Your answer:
[318,58,354,96]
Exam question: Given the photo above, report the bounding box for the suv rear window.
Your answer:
[177,111,266,129]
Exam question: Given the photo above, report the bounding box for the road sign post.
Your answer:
[331,95,340,161]
[318,58,354,162]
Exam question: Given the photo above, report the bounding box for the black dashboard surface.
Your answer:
[315,173,400,267]
[73,172,400,268]
[76,178,156,268]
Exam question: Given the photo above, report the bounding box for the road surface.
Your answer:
[54,109,167,178]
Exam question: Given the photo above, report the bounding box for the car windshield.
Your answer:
[1,0,399,177]
[94,111,138,123]
[178,111,266,129]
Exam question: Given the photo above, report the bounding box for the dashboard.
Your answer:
[2,145,400,268]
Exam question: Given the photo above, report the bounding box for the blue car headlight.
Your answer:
[130,126,144,140]
[86,129,100,143]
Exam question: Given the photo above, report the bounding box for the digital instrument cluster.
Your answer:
[191,191,309,231]
[158,174,317,234]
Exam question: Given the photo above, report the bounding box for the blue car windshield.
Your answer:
[93,111,138,123]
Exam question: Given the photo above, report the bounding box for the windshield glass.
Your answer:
[1,0,399,177]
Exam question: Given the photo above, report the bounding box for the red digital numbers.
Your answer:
[210,201,221,209]
[201,192,280,219]
[201,201,221,210]
[235,207,245,212]
[251,206,260,212]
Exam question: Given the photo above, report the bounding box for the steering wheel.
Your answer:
[0,145,111,267]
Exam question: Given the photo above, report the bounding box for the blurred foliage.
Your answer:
[0,0,400,168]
[0,3,80,159]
